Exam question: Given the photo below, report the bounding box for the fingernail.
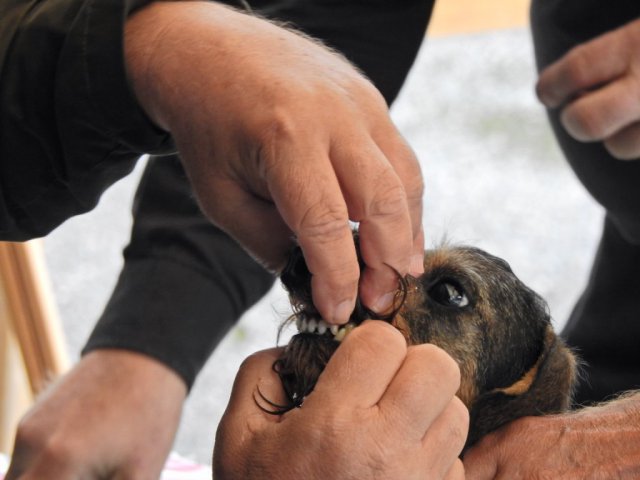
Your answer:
[373,291,396,314]
[410,253,424,276]
[332,299,354,325]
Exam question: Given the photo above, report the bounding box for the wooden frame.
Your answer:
[0,241,68,452]
[0,241,68,395]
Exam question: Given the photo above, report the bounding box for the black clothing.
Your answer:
[531,0,640,404]
[0,0,173,240]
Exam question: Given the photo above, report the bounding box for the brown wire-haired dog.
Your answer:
[260,236,578,450]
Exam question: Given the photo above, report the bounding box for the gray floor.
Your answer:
[43,28,603,465]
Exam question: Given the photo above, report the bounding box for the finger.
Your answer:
[444,459,466,480]
[329,137,414,312]
[378,344,462,439]
[421,394,469,455]
[265,144,359,325]
[305,320,407,408]
[374,127,425,276]
[198,177,294,272]
[604,121,640,160]
[220,348,286,429]
[560,75,640,141]
[537,25,631,107]
[463,436,500,480]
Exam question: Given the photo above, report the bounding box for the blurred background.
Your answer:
[5,0,604,467]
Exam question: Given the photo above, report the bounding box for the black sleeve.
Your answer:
[83,155,275,390]
[0,0,174,240]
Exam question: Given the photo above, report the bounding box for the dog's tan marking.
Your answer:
[491,359,541,396]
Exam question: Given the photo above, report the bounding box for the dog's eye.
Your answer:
[429,281,469,307]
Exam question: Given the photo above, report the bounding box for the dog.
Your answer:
[259,237,578,450]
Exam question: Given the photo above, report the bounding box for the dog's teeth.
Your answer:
[335,323,356,342]
[307,319,317,333]
[317,320,327,335]
[297,318,356,339]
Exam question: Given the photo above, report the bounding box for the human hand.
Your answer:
[213,321,468,480]
[537,18,640,160]
[124,2,425,325]
[6,350,186,480]
[463,393,640,479]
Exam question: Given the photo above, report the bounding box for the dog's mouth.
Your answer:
[295,318,357,342]
[293,276,416,343]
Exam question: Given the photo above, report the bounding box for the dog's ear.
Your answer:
[465,326,577,450]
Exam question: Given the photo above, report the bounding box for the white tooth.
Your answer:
[300,318,307,332]
[334,328,347,342]
[330,324,339,335]
[317,320,327,335]
[307,319,317,333]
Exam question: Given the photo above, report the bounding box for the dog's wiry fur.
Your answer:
[267,235,578,450]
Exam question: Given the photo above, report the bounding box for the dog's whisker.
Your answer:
[253,386,298,415]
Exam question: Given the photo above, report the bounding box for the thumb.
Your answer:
[218,348,286,430]
[213,348,285,475]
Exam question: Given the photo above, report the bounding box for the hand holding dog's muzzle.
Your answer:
[214,321,468,480]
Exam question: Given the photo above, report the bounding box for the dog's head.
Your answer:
[265,240,577,449]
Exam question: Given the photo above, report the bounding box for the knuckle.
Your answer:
[564,46,591,88]
[267,108,301,143]
[414,343,462,386]
[346,72,386,106]
[297,200,349,241]
[13,416,46,452]
[361,81,389,111]
[369,181,408,219]
[36,435,75,470]
[254,106,302,150]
